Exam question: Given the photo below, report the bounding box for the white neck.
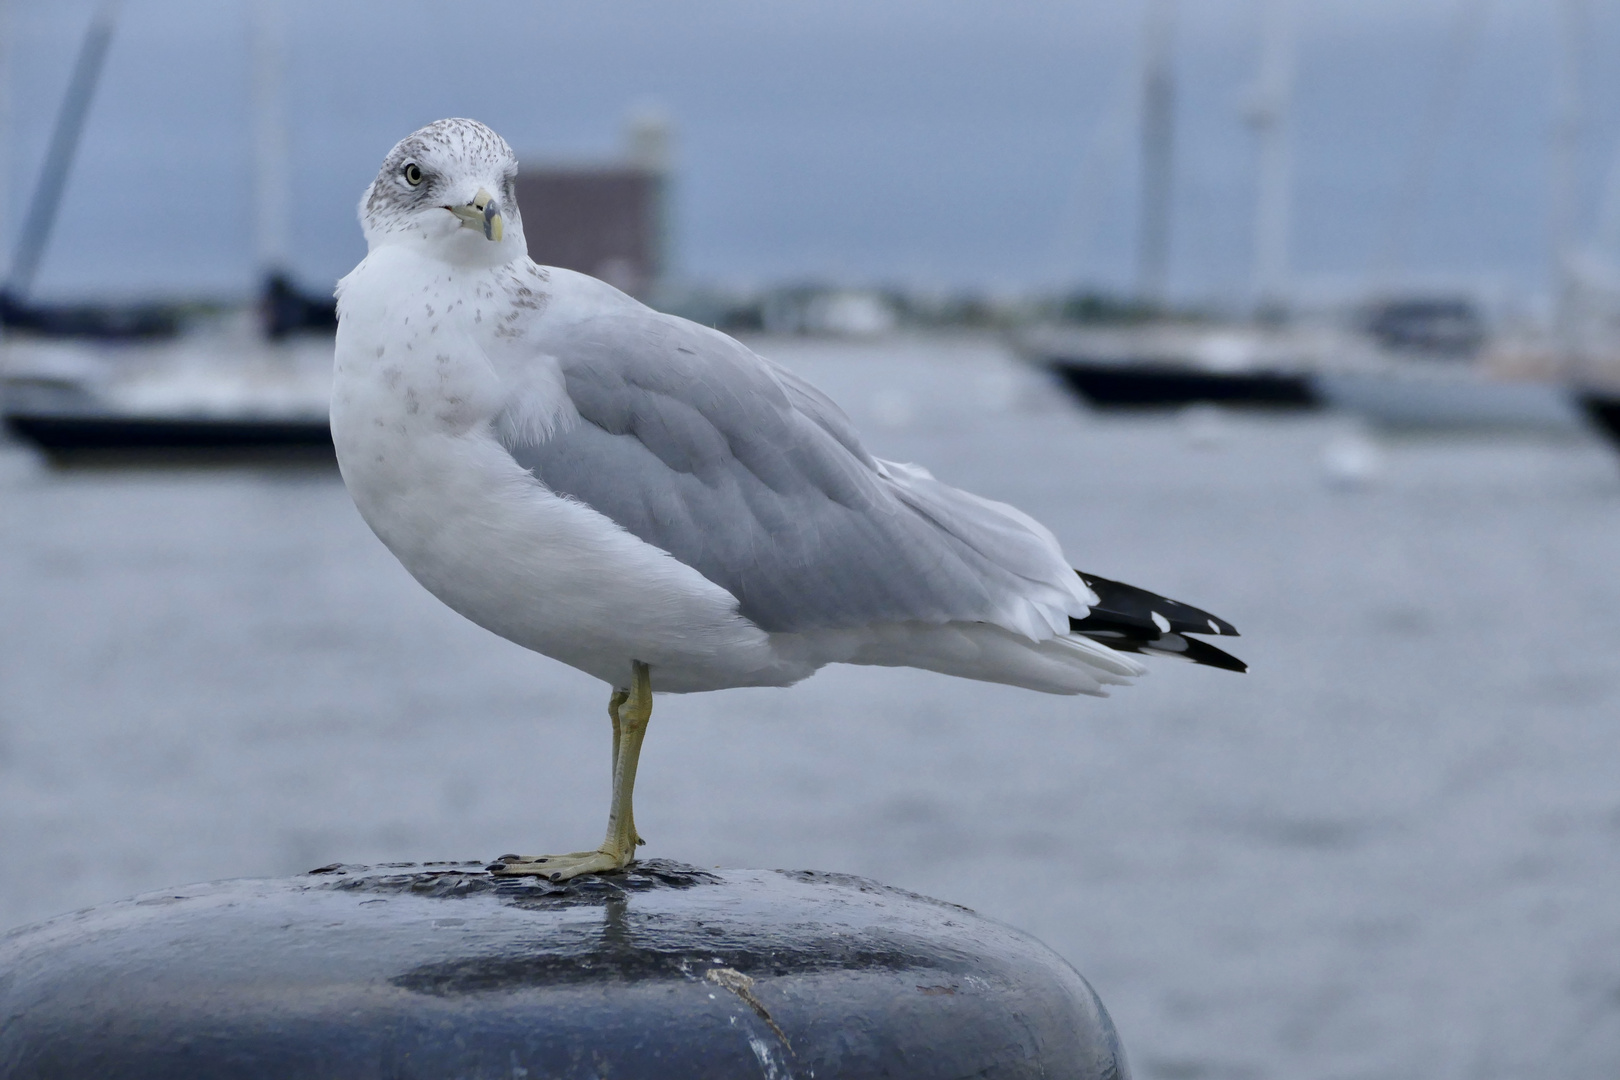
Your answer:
[364,211,527,271]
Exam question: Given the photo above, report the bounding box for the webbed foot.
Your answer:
[493,662,653,882]
[487,847,634,881]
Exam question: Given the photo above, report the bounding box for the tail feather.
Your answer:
[1070,571,1247,674]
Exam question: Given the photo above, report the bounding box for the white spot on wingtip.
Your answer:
[1150,611,1171,634]
[1208,618,1221,634]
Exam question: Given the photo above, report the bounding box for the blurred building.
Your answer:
[515,112,670,301]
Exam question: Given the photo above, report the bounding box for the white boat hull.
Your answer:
[1313,370,1583,432]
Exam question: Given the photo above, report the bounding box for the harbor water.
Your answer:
[3,334,1620,1078]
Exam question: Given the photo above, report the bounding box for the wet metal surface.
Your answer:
[0,861,1127,1080]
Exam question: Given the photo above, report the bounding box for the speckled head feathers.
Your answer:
[359,118,524,255]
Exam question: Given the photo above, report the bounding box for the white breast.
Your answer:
[330,248,797,692]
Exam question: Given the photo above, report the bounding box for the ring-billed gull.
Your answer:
[332,119,1244,880]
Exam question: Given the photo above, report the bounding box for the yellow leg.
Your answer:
[604,663,651,854]
[607,687,647,849]
[491,662,652,880]
[609,688,628,776]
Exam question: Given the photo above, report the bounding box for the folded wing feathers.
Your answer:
[507,312,1247,681]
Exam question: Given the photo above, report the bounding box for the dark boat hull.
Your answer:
[4,412,334,465]
[1050,360,1321,409]
[1578,392,1620,446]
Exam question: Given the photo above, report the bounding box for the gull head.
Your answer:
[359,118,525,265]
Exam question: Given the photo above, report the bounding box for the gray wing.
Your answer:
[500,311,1076,635]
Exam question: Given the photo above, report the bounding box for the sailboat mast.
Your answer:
[1249,0,1295,315]
[1136,0,1176,306]
[1550,0,1586,344]
[0,0,11,285]
[7,0,120,298]
[251,0,290,277]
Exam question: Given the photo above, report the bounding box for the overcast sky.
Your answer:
[4,0,1617,307]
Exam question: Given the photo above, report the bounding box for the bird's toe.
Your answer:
[487,848,634,881]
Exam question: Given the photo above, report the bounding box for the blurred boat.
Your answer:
[1552,261,1620,453]
[1312,362,1583,433]
[1019,323,1322,409]
[1,307,333,464]
[5,412,330,460]
[1022,302,1583,433]
[1312,299,1582,432]
[0,2,338,465]
[1575,390,1620,450]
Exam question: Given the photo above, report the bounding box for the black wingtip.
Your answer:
[1073,629,1248,673]
[1071,570,1246,673]
[1076,571,1240,637]
[1166,636,1249,673]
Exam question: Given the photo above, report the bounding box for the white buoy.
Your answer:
[1322,426,1381,488]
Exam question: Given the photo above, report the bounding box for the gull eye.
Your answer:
[403,163,423,186]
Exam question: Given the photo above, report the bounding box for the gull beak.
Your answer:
[447,187,504,242]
